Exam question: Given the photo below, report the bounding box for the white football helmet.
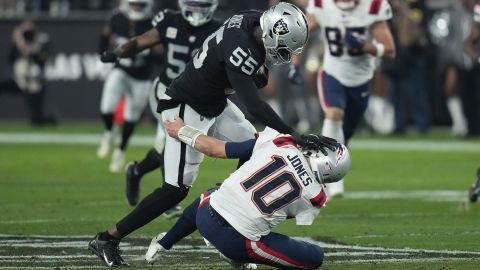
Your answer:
[120,0,154,21]
[334,0,360,11]
[260,2,309,65]
[179,0,218,27]
[303,143,351,184]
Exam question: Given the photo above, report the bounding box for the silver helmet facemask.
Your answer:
[121,0,153,21]
[179,0,218,27]
[303,143,351,185]
[260,2,309,65]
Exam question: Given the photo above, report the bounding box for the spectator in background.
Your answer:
[386,0,430,134]
[0,19,56,125]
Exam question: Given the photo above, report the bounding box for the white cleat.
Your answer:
[109,149,125,173]
[219,252,257,269]
[325,179,344,199]
[145,232,167,264]
[97,131,114,159]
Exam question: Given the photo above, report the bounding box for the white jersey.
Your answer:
[307,0,392,87]
[210,128,327,241]
[475,2,480,23]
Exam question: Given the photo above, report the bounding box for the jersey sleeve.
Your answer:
[109,13,123,35]
[295,207,320,225]
[152,9,173,41]
[475,3,480,23]
[223,30,263,76]
[369,0,392,22]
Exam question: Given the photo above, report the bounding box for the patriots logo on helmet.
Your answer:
[273,19,290,35]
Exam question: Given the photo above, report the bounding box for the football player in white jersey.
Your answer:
[144,117,351,269]
[306,0,395,196]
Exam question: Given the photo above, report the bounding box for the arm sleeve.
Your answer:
[225,139,256,159]
[226,68,294,134]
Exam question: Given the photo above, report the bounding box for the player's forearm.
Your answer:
[194,135,228,159]
[113,39,141,58]
[363,40,395,59]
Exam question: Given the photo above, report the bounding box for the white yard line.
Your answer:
[0,132,479,152]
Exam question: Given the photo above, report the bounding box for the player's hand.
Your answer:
[254,65,269,88]
[292,133,338,156]
[287,64,303,85]
[100,50,119,63]
[345,30,366,51]
[163,116,185,139]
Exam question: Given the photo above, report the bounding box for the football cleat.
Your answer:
[145,232,167,263]
[97,131,115,159]
[110,149,125,173]
[162,205,183,219]
[468,168,480,202]
[125,162,141,206]
[88,233,128,267]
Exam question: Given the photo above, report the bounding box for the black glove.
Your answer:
[254,64,269,88]
[100,50,119,63]
[292,132,338,156]
[287,65,303,85]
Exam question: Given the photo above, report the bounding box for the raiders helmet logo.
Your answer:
[273,19,289,35]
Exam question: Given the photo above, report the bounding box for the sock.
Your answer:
[137,148,163,176]
[322,118,345,195]
[101,113,114,132]
[447,96,467,132]
[116,183,189,238]
[159,197,200,249]
[120,121,136,151]
[321,119,345,144]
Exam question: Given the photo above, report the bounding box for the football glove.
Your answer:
[100,50,119,63]
[254,65,269,88]
[345,30,366,51]
[292,132,338,156]
[287,64,303,85]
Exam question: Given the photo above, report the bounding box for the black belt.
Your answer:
[208,204,232,228]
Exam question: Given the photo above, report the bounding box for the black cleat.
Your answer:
[125,162,141,206]
[88,233,128,267]
[468,168,480,203]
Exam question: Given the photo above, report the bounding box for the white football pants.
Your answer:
[161,96,256,188]
[100,68,151,122]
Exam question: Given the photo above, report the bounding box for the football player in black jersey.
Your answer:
[97,0,155,173]
[121,0,222,210]
[89,3,337,267]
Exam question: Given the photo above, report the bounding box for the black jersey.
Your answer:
[153,9,221,86]
[166,10,266,117]
[109,12,154,80]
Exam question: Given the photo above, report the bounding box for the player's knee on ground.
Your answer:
[309,245,324,269]
[324,107,344,121]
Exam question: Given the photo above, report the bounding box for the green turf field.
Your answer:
[1,123,479,269]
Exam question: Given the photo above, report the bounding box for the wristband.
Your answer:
[178,125,202,147]
[373,40,385,58]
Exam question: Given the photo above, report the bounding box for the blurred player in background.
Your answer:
[0,19,56,126]
[144,117,350,269]
[88,3,338,267]
[306,0,396,197]
[465,0,480,202]
[97,0,155,173]
[121,0,221,213]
